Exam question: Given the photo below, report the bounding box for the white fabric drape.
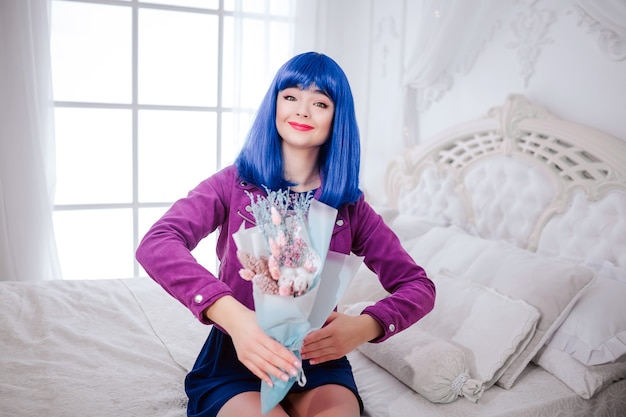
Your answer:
[0,0,61,281]
[402,0,511,145]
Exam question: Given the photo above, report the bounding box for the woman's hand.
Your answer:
[300,312,383,364]
[204,296,301,387]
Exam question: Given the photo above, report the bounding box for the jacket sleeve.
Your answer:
[135,171,233,324]
[348,197,436,343]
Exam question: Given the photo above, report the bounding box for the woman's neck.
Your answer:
[283,150,320,192]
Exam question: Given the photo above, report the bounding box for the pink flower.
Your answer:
[252,274,279,295]
[271,206,282,226]
[269,238,281,258]
[278,285,293,296]
[268,255,281,281]
[303,258,317,273]
[239,268,255,281]
[275,230,287,247]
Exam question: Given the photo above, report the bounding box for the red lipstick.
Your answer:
[288,121,314,131]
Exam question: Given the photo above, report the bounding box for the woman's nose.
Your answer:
[296,105,309,118]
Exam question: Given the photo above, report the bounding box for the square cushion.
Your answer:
[535,345,626,399]
[546,270,626,366]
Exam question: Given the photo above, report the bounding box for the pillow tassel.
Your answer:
[451,373,484,403]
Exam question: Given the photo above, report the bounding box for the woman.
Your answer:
[136,51,435,417]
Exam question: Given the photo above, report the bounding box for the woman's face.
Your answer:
[275,85,335,152]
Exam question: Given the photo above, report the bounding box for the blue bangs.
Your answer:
[273,53,345,103]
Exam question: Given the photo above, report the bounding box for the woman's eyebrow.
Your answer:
[312,89,330,98]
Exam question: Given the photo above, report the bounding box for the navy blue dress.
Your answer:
[185,327,364,416]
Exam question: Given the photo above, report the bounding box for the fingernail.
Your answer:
[309,359,316,365]
[293,360,301,368]
[281,374,289,382]
[290,369,298,377]
[266,380,274,388]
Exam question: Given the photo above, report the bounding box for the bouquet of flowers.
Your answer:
[237,189,320,297]
[233,188,363,414]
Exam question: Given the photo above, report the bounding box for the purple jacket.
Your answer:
[136,165,435,343]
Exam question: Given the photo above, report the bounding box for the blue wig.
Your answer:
[234,52,362,209]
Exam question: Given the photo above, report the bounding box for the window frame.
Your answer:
[51,0,295,279]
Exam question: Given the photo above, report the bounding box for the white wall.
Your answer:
[312,0,626,205]
[418,0,626,145]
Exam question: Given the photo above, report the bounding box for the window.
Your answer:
[51,0,295,280]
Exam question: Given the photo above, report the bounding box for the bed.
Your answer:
[1,94,625,417]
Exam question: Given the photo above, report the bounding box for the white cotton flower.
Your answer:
[278,266,296,287]
[293,267,313,295]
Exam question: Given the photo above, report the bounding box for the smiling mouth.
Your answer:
[288,121,314,131]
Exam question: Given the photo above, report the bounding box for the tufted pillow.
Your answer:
[406,226,595,389]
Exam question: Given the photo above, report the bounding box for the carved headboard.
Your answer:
[386,94,626,269]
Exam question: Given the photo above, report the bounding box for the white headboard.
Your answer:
[386,94,626,270]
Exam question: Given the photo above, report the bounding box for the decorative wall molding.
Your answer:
[417,72,454,113]
[505,1,556,87]
[570,4,626,61]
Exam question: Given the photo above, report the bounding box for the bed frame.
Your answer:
[386,94,626,257]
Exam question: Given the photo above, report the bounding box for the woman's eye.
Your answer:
[283,95,296,101]
[314,102,328,108]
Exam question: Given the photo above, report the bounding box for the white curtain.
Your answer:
[402,0,512,145]
[0,0,61,281]
[292,1,324,54]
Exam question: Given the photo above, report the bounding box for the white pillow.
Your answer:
[338,264,388,310]
[347,271,540,403]
[535,344,626,399]
[371,205,399,224]
[336,214,433,310]
[387,214,436,242]
[546,275,626,366]
[407,226,595,389]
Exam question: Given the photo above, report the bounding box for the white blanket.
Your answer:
[0,278,209,417]
[2,278,626,417]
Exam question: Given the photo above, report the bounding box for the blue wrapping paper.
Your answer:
[234,198,362,414]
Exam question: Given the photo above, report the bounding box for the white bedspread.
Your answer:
[2,278,625,417]
[349,350,626,417]
[0,278,209,417]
